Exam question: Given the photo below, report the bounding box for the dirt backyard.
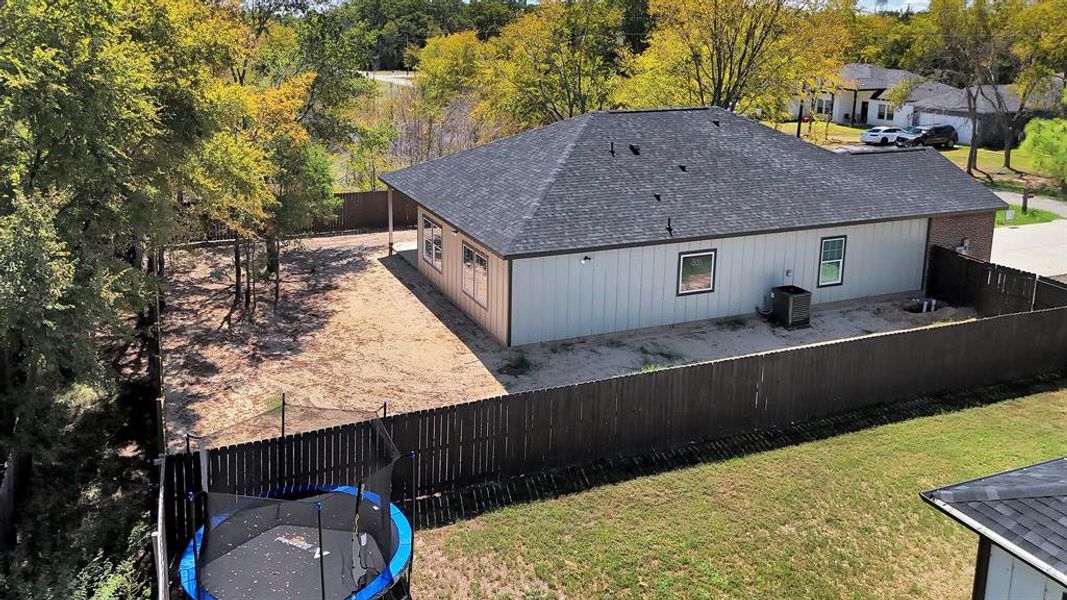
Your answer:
[163,231,973,447]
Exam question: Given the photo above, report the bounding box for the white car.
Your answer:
[860,126,904,145]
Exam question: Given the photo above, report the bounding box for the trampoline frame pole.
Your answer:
[353,481,365,571]
[188,492,202,600]
[316,501,326,600]
[279,392,287,488]
[409,450,416,592]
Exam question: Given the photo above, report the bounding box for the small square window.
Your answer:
[678,250,716,295]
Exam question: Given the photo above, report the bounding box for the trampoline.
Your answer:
[179,484,411,600]
[178,416,411,600]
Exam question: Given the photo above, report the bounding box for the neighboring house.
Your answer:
[921,457,1067,600]
[791,63,958,129]
[380,107,1005,346]
[909,83,1064,147]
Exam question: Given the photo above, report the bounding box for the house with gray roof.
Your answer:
[908,81,1065,146]
[922,456,1067,600]
[793,63,959,129]
[380,107,1005,346]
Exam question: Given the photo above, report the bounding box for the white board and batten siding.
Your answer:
[509,219,929,346]
[416,206,510,344]
[982,544,1066,600]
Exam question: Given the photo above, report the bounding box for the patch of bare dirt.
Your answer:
[163,231,506,447]
[164,231,975,448]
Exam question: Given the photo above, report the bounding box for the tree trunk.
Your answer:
[144,252,163,399]
[156,247,166,311]
[273,239,281,308]
[243,241,252,311]
[233,237,242,306]
[0,447,31,554]
[1002,124,1015,171]
[265,235,279,275]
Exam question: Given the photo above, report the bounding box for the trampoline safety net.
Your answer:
[190,418,402,600]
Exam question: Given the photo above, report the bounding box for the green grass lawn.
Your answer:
[762,120,865,145]
[996,203,1060,227]
[941,145,1040,175]
[761,120,1066,200]
[416,385,1067,599]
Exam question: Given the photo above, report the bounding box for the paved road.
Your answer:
[990,192,1067,277]
[994,191,1067,218]
[359,70,415,87]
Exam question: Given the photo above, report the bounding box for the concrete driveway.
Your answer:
[991,192,1067,277]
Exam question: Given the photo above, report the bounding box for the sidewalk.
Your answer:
[994,190,1067,217]
[989,191,1066,277]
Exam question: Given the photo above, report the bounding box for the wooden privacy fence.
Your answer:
[312,191,418,234]
[185,190,418,242]
[927,245,1067,315]
[162,304,1067,554]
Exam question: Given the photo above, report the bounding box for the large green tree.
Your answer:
[0,0,235,593]
[613,0,851,115]
[479,0,625,128]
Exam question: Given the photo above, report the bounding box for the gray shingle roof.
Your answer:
[380,107,1006,257]
[922,456,1067,587]
[911,81,1065,115]
[838,63,958,100]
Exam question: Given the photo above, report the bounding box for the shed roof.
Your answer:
[921,456,1067,588]
[380,107,1006,257]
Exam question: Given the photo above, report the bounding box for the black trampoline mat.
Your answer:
[200,524,385,600]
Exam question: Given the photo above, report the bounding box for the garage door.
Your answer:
[916,112,972,144]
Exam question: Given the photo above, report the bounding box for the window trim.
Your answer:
[461,241,489,309]
[817,235,847,288]
[676,249,717,296]
[421,216,443,272]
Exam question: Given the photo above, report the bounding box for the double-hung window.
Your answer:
[877,103,895,120]
[462,243,489,307]
[818,236,846,287]
[677,250,716,295]
[422,217,443,270]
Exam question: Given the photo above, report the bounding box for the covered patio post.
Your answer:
[387,186,394,256]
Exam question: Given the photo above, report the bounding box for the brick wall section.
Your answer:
[927,211,996,262]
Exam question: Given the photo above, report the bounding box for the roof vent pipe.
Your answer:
[712,120,720,127]
[654,193,661,201]
[666,218,673,237]
[610,142,615,156]
[629,144,640,155]
[678,165,687,172]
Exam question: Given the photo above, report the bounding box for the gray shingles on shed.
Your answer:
[380,106,1006,258]
[922,456,1067,587]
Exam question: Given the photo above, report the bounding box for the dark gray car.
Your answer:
[895,125,958,148]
